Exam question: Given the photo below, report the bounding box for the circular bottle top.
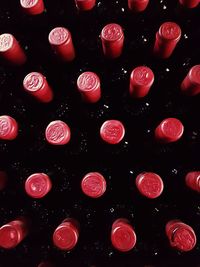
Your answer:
[20,0,39,8]
[158,22,181,42]
[136,172,164,199]
[0,115,18,140]
[48,27,70,46]
[185,171,200,192]
[130,66,154,87]
[111,221,137,252]
[100,120,125,145]
[0,224,20,249]
[101,23,124,42]
[23,72,45,92]
[0,33,14,52]
[25,173,52,199]
[188,65,200,86]
[81,172,107,198]
[53,222,79,250]
[45,120,71,145]
[77,72,100,92]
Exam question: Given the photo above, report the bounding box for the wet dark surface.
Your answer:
[0,0,200,266]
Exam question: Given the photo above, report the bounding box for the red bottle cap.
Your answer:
[48,27,75,62]
[25,173,52,199]
[100,120,125,145]
[81,172,107,198]
[185,171,200,193]
[23,72,53,103]
[77,71,101,103]
[75,0,96,11]
[0,171,7,190]
[101,23,124,59]
[53,220,79,250]
[111,219,137,252]
[179,0,199,8]
[129,66,154,98]
[38,261,54,267]
[154,22,181,59]
[20,0,45,15]
[0,115,18,140]
[135,172,164,199]
[166,220,196,252]
[155,118,184,143]
[0,219,28,249]
[0,33,26,65]
[181,65,200,96]
[45,120,71,145]
[128,0,149,12]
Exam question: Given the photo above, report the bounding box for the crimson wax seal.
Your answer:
[181,65,200,96]
[23,72,53,103]
[48,27,75,62]
[0,115,18,140]
[154,22,181,59]
[75,0,96,11]
[179,0,199,8]
[53,219,79,250]
[111,218,137,252]
[20,0,45,15]
[155,118,184,143]
[100,120,125,145]
[129,66,154,98]
[0,218,28,249]
[81,172,107,198]
[135,172,164,199]
[25,173,52,199]
[77,71,101,103]
[0,171,7,190]
[0,33,26,65]
[45,120,71,145]
[101,23,124,59]
[166,220,196,252]
[185,171,200,193]
[128,0,149,12]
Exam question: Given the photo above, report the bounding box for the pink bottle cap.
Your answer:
[135,172,164,199]
[0,115,18,140]
[155,118,184,143]
[179,0,199,8]
[101,23,124,58]
[45,120,71,145]
[111,219,137,252]
[128,0,149,12]
[129,66,154,98]
[0,171,7,190]
[77,71,101,103]
[181,65,200,96]
[20,0,45,15]
[75,0,96,11]
[25,173,52,199]
[185,171,200,193]
[23,72,53,103]
[81,172,107,198]
[53,220,79,250]
[48,27,75,62]
[0,33,26,65]
[100,120,125,145]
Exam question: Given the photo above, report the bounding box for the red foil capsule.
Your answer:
[25,173,52,199]
[23,72,53,103]
[111,218,137,252]
[185,171,200,193]
[180,65,200,96]
[81,172,107,198]
[101,23,124,59]
[128,0,149,12]
[0,171,7,190]
[154,22,181,59]
[135,172,164,199]
[48,27,75,62]
[53,219,79,251]
[0,115,18,140]
[166,220,196,252]
[179,0,199,8]
[100,120,125,145]
[155,118,184,143]
[0,218,28,249]
[20,0,45,15]
[45,120,71,145]
[75,0,96,11]
[0,33,26,65]
[77,71,101,103]
[129,66,154,98]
